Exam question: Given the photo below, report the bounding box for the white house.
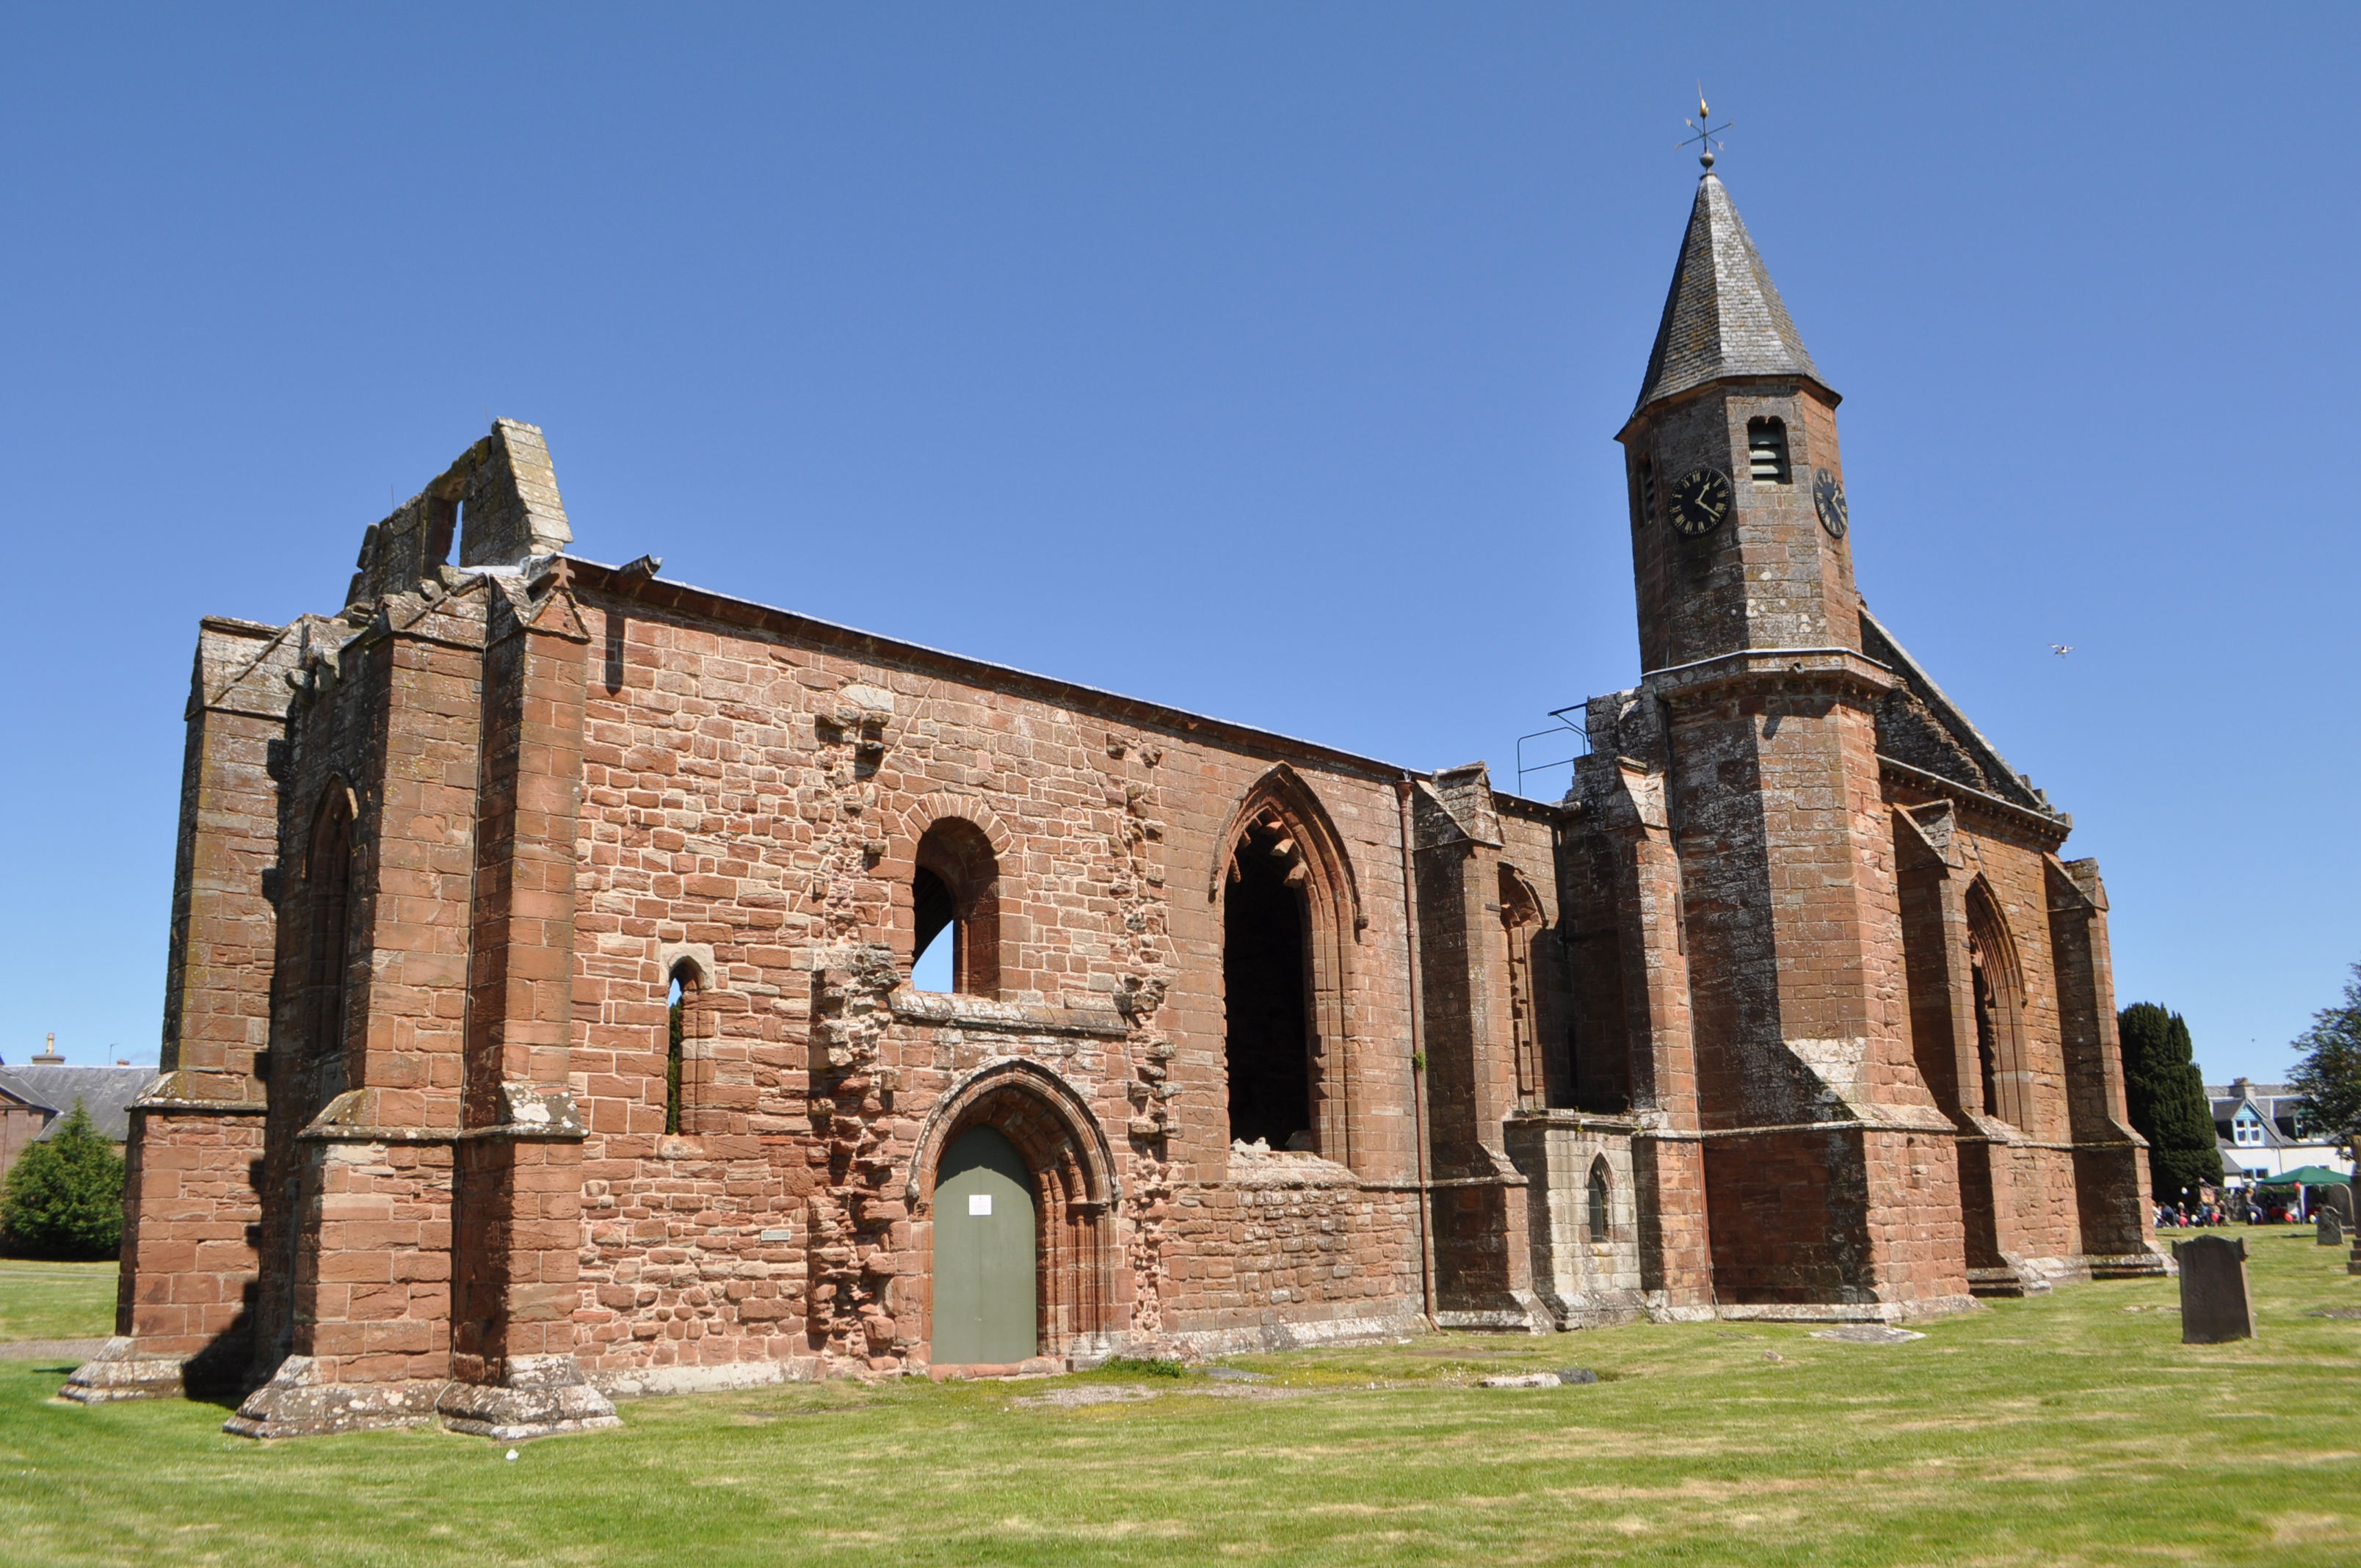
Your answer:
[2209,1078,2354,1187]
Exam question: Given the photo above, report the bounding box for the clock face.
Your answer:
[1668,466,1733,538]
[1813,468,1849,539]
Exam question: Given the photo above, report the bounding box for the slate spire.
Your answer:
[1631,173,1830,417]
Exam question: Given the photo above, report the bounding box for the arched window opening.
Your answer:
[1968,936,2003,1117]
[302,792,355,1065]
[1224,817,1313,1150]
[1499,866,1545,1110]
[1965,884,2030,1128]
[1587,1158,1612,1243]
[912,865,957,993]
[664,965,693,1136]
[1747,417,1791,484]
[911,819,1001,997]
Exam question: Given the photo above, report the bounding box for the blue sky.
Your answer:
[2,4,2353,1082]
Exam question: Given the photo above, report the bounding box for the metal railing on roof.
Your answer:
[1513,706,1588,799]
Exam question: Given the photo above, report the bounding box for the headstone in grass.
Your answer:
[2172,1234,2255,1343]
[2320,1211,2345,1247]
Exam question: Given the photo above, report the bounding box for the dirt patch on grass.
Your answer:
[0,1337,101,1361]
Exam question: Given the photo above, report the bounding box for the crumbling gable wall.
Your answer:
[345,420,573,609]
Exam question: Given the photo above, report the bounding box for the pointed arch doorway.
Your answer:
[930,1125,1038,1365]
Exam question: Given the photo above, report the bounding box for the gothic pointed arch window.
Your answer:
[1586,1157,1612,1244]
[1965,882,2031,1129]
[290,784,358,1114]
[1214,771,1360,1164]
[302,798,356,1067]
[1224,813,1313,1150]
[1498,865,1547,1110]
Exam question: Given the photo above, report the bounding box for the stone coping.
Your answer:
[887,988,1128,1039]
[1879,754,2073,841]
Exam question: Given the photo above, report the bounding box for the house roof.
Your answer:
[2210,1083,2306,1122]
[0,1065,151,1142]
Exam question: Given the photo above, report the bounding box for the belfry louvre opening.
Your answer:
[1747,417,1790,483]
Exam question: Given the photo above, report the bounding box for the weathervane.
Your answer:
[1679,84,1730,171]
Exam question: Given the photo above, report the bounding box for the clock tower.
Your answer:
[1584,166,1969,1313]
[1620,170,1858,672]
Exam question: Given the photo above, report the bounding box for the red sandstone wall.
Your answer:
[565,588,1425,1371]
[116,1112,265,1371]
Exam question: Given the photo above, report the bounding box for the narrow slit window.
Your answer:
[1587,1159,1611,1242]
[664,965,693,1136]
[1747,418,1791,484]
[1636,458,1658,523]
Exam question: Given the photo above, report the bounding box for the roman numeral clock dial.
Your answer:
[1813,467,1849,538]
[1668,466,1733,537]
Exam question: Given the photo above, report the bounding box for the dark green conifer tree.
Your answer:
[2117,1003,2224,1204]
[1,1101,126,1260]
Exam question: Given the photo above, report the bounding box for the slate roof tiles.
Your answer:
[1633,173,1829,416]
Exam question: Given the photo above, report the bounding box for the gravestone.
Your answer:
[2318,1183,2357,1228]
[2320,1211,2345,1247]
[2172,1235,2255,1343]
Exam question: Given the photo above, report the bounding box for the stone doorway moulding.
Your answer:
[906,1058,1120,1369]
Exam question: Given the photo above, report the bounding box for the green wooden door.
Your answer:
[932,1125,1037,1365]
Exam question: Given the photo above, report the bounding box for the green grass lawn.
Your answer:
[3,1230,2357,1566]
[0,1260,116,1342]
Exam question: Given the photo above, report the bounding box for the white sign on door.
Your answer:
[968,1193,993,1216]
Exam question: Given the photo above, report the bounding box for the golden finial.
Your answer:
[1679,84,1732,172]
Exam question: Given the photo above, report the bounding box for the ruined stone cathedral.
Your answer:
[68,170,2164,1439]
